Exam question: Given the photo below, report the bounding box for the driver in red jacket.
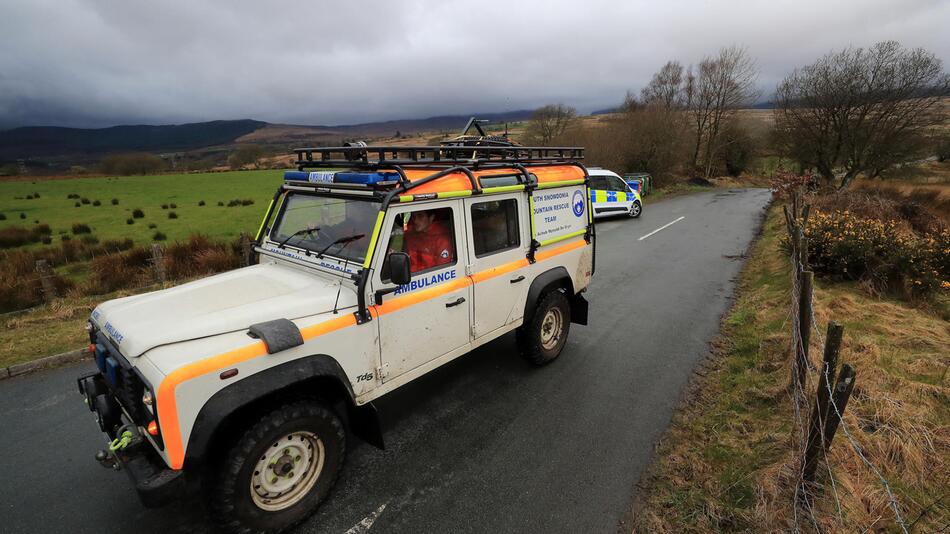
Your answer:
[403,210,454,272]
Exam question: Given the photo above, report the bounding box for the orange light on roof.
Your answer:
[146,420,159,436]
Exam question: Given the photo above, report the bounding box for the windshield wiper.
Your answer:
[315,233,366,259]
[276,227,321,249]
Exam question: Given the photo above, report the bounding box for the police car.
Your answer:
[588,168,642,219]
[76,136,594,533]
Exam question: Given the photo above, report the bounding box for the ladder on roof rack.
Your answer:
[293,145,584,170]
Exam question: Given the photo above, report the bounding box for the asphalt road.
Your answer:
[0,188,771,534]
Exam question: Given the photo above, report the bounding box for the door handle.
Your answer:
[445,297,466,308]
[509,275,526,284]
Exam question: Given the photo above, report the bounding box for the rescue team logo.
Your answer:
[572,190,585,217]
[394,269,457,295]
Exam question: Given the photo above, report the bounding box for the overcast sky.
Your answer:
[1,0,947,129]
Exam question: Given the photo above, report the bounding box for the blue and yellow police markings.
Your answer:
[590,190,631,203]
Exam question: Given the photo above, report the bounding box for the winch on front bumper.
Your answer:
[76,336,184,508]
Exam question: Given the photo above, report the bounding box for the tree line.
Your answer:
[523,41,949,189]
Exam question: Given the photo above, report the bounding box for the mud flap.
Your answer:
[570,293,589,325]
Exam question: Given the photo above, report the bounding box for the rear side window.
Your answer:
[471,199,520,257]
[590,176,609,190]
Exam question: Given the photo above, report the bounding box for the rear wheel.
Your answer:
[628,200,642,218]
[209,400,345,534]
[518,290,571,365]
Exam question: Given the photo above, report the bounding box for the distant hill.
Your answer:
[0,111,536,161]
[0,119,266,159]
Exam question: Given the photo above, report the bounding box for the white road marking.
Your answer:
[638,216,685,241]
[344,502,388,534]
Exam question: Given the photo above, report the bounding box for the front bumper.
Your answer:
[78,372,184,508]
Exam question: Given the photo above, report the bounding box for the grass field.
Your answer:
[0,170,284,246]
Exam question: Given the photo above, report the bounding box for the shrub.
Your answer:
[67,193,80,199]
[132,208,145,218]
[0,213,5,220]
[148,223,157,229]
[33,224,51,235]
[61,235,71,242]
[41,236,52,245]
[0,227,38,248]
[153,231,167,241]
[804,210,949,299]
[98,153,166,176]
[164,235,239,279]
[168,211,178,219]
[19,213,26,219]
[74,202,81,207]
[170,203,177,209]
[81,197,90,204]
[126,218,134,225]
[92,200,101,206]
[242,199,254,206]
[111,198,119,205]
[71,223,92,235]
[198,200,205,206]
[81,235,99,245]
[88,247,152,293]
[217,201,224,206]
[33,192,40,198]
[25,194,33,200]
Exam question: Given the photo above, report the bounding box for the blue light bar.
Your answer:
[284,170,399,185]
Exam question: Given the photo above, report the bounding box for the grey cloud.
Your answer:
[0,0,947,128]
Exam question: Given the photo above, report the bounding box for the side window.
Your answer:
[590,176,609,190]
[384,207,456,277]
[607,176,628,192]
[471,199,520,257]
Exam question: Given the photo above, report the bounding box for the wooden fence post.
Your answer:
[802,322,844,482]
[151,244,166,285]
[35,259,56,301]
[795,271,814,390]
[823,364,856,450]
[239,233,253,266]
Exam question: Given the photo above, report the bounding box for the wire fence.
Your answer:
[783,191,911,533]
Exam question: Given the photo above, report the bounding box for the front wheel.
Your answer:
[209,400,345,534]
[518,290,571,365]
[628,200,642,218]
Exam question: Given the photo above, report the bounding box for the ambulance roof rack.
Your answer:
[293,145,584,170]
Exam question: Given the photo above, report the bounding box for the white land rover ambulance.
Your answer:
[77,138,594,533]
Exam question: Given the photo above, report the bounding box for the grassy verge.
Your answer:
[633,205,949,532]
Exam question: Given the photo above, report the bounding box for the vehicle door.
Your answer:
[463,194,529,339]
[371,201,472,381]
[590,174,632,217]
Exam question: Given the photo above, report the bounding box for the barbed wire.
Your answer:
[784,200,910,534]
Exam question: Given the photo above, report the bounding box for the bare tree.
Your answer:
[524,104,577,145]
[641,61,687,109]
[686,46,759,178]
[775,41,949,190]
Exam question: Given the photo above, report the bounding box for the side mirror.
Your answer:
[375,253,411,305]
[388,252,411,286]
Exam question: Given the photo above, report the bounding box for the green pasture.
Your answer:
[0,170,284,245]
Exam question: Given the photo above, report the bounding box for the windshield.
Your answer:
[270,194,378,264]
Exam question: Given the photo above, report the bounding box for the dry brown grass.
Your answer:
[632,205,950,533]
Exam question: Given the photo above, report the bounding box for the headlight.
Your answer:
[85,320,94,332]
[142,390,154,406]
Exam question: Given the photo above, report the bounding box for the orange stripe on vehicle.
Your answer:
[157,313,357,469]
[157,236,588,469]
[399,165,584,195]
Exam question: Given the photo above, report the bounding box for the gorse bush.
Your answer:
[804,210,949,299]
[71,223,92,235]
[132,208,145,218]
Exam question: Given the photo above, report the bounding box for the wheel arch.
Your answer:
[183,354,383,469]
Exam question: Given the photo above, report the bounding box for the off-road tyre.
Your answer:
[517,289,571,366]
[209,400,345,534]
